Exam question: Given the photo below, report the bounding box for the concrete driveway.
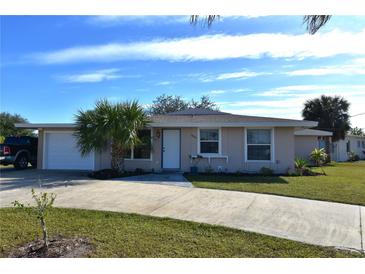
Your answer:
[0,169,364,252]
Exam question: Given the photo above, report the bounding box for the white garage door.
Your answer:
[44,132,95,170]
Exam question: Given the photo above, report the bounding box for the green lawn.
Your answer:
[185,161,365,206]
[0,208,362,258]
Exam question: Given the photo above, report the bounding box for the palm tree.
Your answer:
[74,99,149,172]
[310,148,328,175]
[294,158,308,176]
[302,95,351,142]
[190,15,331,34]
[303,15,331,34]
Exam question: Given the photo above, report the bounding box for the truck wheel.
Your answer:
[14,154,28,170]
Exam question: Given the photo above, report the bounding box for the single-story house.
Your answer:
[294,129,333,160]
[331,134,365,162]
[16,109,318,173]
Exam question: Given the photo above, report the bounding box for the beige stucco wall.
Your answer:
[241,127,295,174]
[125,127,294,174]
[38,127,297,173]
[294,135,318,160]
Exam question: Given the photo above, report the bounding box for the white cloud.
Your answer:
[218,85,365,128]
[61,68,123,83]
[31,29,365,64]
[216,70,267,80]
[209,90,227,94]
[205,88,252,96]
[258,84,365,97]
[286,61,365,76]
[156,81,173,86]
[195,70,266,82]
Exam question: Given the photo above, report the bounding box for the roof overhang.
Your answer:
[150,121,318,128]
[16,120,318,129]
[15,123,75,129]
[295,129,333,136]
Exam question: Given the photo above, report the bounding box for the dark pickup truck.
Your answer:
[0,136,38,169]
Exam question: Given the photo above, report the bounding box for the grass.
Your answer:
[185,161,365,206]
[0,207,363,258]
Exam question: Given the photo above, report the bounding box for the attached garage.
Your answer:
[43,131,95,170]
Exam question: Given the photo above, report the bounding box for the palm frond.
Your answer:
[190,15,220,27]
[303,15,331,34]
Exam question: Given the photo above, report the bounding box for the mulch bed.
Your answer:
[8,236,94,258]
[88,168,148,180]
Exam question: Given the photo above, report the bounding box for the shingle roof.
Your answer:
[150,108,318,127]
[15,109,318,129]
[168,108,230,116]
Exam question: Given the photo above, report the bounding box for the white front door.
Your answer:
[162,129,180,169]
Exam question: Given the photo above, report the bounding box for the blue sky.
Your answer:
[1,16,365,128]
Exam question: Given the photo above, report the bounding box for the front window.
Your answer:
[134,129,152,159]
[125,129,151,160]
[246,129,272,161]
[199,129,219,154]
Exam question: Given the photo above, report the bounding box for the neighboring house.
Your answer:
[294,129,332,161]
[16,109,317,173]
[331,134,365,162]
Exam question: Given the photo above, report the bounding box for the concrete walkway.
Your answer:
[0,170,364,252]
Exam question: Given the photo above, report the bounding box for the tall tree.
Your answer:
[74,100,149,172]
[190,15,332,34]
[350,127,364,136]
[302,95,351,141]
[148,94,218,115]
[0,112,34,138]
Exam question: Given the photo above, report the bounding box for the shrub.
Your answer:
[294,158,308,176]
[310,148,328,175]
[259,167,274,176]
[310,148,327,167]
[135,168,144,174]
[205,166,214,173]
[88,169,122,179]
[347,151,360,162]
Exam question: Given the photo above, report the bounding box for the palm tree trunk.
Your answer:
[111,141,125,173]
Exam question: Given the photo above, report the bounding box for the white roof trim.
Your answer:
[150,121,317,128]
[295,129,333,136]
[15,123,75,129]
[16,120,317,129]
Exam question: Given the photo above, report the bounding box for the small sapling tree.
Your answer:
[12,188,56,249]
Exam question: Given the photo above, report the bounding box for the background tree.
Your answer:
[74,100,149,172]
[350,126,364,136]
[148,94,189,115]
[0,112,35,139]
[190,95,218,110]
[302,95,351,141]
[190,15,332,34]
[148,94,218,115]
